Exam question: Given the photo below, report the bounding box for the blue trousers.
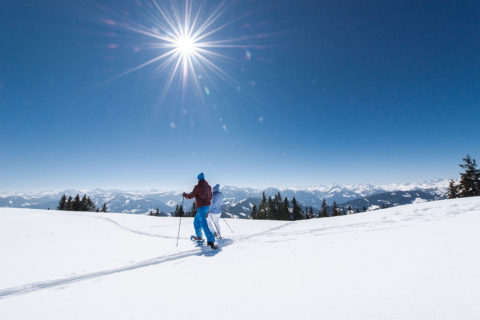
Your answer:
[194,206,215,243]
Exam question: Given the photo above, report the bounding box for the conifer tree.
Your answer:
[291,197,304,220]
[179,205,184,217]
[250,204,257,219]
[86,197,96,212]
[102,203,108,213]
[332,201,339,216]
[189,203,196,217]
[356,208,360,213]
[447,179,458,199]
[308,207,314,219]
[319,199,328,218]
[257,192,268,219]
[272,192,283,220]
[362,206,367,212]
[174,205,179,217]
[267,196,274,220]
[282,197,290,220]
[73,194,81,211]
[458,155,480,197]
[81,194,88,211]
[57,194,67,210]
[347,205,353,215]
[66,196,73,211]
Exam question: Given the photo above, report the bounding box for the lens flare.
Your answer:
[111,0,252,100]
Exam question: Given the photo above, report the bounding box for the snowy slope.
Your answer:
[1,197,479,319]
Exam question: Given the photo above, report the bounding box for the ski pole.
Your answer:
[222,216,234,233]
[176,196,184,247]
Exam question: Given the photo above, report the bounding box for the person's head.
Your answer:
[197,172,205,181]
[213,184,220,192]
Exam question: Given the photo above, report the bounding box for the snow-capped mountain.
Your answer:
[0,179,449,217]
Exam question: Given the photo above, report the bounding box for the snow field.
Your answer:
[1,197,479,319]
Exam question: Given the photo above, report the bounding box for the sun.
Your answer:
[109,0,256,98]
[174,36,197,56]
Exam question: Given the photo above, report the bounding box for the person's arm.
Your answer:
[183,186,198,199]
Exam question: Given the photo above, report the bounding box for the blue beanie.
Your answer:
[213,184,220,192]
[197,172,205,180]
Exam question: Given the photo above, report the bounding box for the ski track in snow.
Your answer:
[0,217,292,300]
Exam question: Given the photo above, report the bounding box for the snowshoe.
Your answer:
[207,241,218,250]
[191,235,204,244]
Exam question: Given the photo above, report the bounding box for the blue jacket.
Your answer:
[210,190,223,214]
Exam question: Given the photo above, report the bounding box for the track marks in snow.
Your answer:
[92,215,178,239]
[0,246,219,300]
[0,222,290,300]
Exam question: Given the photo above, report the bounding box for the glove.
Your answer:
[182,192,187,198]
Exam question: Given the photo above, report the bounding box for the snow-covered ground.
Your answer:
[1,197,479,319]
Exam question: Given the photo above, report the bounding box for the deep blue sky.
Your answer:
[1,0,479,192]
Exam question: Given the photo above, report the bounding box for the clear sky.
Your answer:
[1,0,479,192]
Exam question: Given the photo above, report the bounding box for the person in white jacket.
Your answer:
[208,184,223,238]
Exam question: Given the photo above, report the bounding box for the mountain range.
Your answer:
[0,179,450,218]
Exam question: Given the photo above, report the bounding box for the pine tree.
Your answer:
[458,155,480,197]
[189,203,196,217]
[332,201,339,216]
[319,199,328,218]
[66,196,73,211]
[155,208,160,216]
[291,197,304,220]
[257,192,268,219]
[179,205,184,217]
[57,194,67,210]
[304,207,310,219]
[267,196,274,220]
[356,208,360,213]
[447,179,458,199]
[250,204,257,219]
[282,197,290,220]
[73,194,81,211]
[347,205,353,215]
[81,194,88,211]
[86,197,96,212]
[102,203,108,213]
[272,192,283,220]
[174,204,184,217]
[308,206,314,219]
[174,205,179,217]
[362,206,367,212]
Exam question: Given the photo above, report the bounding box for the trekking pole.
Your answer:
[222,216,234,233]
[176,196,185,247]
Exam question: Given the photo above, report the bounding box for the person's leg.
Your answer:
[193,211,203,238]
[207,213,216,235]
[212,213,221,236]
[197,206,215,243]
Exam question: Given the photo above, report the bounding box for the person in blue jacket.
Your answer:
[207,184,223,238]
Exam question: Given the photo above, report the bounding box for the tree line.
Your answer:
[149,202,196,217]
[249,192,369,221]
[447,155,480,199]
[57,194,107,213]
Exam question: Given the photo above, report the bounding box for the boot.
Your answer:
[207,241,218,250]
